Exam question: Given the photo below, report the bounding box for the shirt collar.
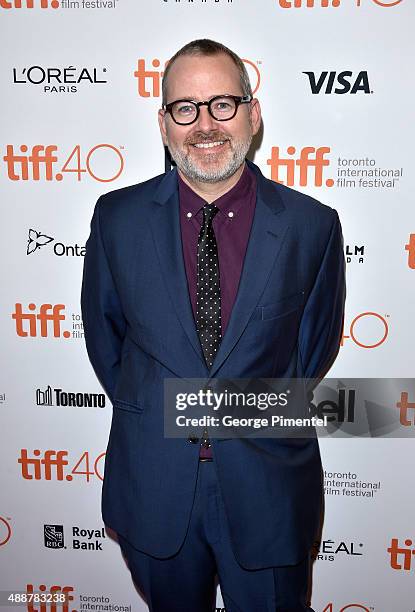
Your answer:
[178,162,255,218]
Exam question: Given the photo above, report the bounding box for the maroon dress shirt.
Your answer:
[178,162,257,458]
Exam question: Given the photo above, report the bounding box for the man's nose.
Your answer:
[195,104,218,132]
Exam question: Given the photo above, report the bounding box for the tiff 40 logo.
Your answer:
[18,449,106,482]
[322,605,371,612]
[278,0,403,8]
[2,144,124,182]
[134,58,261,98]
[341,311,389,349]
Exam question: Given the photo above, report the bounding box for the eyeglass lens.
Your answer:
[171,97,237,124]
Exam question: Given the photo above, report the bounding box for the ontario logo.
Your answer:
[27,229,85,257]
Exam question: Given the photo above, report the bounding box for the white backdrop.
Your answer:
[1,1,414,611]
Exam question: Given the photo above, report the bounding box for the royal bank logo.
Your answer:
[44,524,106,551]
[27,229,85,257]
[303,71,372,94]
[44,524,64,548]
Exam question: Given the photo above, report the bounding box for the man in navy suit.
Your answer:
[81,39,346,612]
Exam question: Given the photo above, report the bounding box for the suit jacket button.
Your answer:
[188,434,199,444]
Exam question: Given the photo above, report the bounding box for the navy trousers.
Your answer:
[117,460,314,612]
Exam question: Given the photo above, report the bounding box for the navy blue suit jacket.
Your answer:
[81,159,346,569]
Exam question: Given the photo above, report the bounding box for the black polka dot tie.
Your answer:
[196,203,222,369]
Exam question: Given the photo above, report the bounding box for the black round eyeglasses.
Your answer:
[162,94,252,126]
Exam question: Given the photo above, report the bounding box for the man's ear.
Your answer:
[158,109,168,146]
[249,98,262,136]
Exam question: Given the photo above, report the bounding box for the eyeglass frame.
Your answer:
[161,94,253,126]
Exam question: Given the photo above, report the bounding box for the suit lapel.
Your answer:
[149,169,207,370]
[209,162,289,377]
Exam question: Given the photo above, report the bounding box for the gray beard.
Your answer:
[168,137,252,184]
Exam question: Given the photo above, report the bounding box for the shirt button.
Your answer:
[186,212,192,218]
[228,211,234,218]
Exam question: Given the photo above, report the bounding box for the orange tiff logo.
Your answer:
[396,392,415,426]
[12,303,70,338]
[405,234,415,268]
[0,0,59,7]
[18,449,105,482]
[278,0,403,7]
[26,584,74,612]
[388,538,415,571]
[2,144,124,182]
[134,58,261,98]
[267,146,333,187]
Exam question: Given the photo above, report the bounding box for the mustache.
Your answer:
[185,132,230,145]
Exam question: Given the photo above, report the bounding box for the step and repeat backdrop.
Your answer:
[1,0,414,611]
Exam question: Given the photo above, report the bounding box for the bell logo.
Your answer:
[0,0,59,7]
[12,303,70,338]
[303,71,371,94]
[134,57,261,98]
[405,234,415,269]
[267,146,333,187]
[388,538,415,571]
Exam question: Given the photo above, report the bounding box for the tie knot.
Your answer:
[202,204,219,224]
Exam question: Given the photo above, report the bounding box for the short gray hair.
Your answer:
[161,39,252,106]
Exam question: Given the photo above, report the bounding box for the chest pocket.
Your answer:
[256,290,305,321]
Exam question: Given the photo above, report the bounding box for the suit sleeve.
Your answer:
[81,197,127,404]
[298,209,346,386]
